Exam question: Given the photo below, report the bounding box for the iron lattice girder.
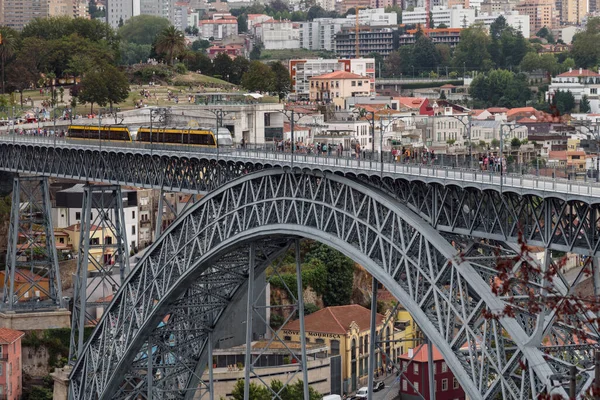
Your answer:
[1,143,600,256]
[70,170,579,400]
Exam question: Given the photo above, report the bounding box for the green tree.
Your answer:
[580,95,591,113]
[561,57,576,72]
[490,15,508,40]
[270,380,321,400]
[238,14,248,33]
[539,53,558,76]
[26,386,54,400]
[230,380,271,400]
[78,63,129,114]
[230,56,250,85]
[510,137,521,147]
[305,243,354,306]
[191,39,210,51]
[212,52,234,80]
[571,17,600,68]
[155,26,186,65]
[270,61,291,100]
[119,42,152,65]
[250,40,264,60]
[536,27,555,43]
[435,44,451,67]
[186,51,213,74]
[552,89,575,114]
[0,27,17,94]
[242,60,275,92]
[452,23,492,71]
[470,69,532,107]
[118,15,171,45]
[519,52,540,72]
[411,35,438,71]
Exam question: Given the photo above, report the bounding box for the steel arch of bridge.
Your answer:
[70,169,592,400]
[1,141,600,256]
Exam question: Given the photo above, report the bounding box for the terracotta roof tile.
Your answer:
[557,69,600,77]
[399,344,444,362]
[310,71,367,80]
[0,328,24,344]
[282,305,385,334]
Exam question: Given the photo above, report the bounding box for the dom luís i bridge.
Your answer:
[1,131,599,400]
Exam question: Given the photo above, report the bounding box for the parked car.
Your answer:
[373,381,385,392]
[355,387,369,399]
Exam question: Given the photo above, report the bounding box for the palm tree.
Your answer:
[0,29,16,94]
[155,26,186,66]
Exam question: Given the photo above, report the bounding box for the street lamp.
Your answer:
[572,120,600,182]
[379,113,407,173]
[443,114,472,169]
[206,108,231,160]
[353,108,376,162]
[499,123,520,192]
[278,108,306,168]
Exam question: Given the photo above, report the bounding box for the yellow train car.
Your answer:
[68,125,132,141]
[136,127,218,147]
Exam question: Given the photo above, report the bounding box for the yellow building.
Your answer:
[281,304,415,393]
[309,71,371,109]
[64,223,118,270]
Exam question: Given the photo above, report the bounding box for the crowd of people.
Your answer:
[479,154,506,173]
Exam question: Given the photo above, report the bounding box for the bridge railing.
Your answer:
[2,134,600,197]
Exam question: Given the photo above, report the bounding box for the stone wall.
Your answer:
[22,345,51,377]
[0,310,70,330]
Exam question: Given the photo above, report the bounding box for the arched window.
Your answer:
[331,340,340,356]
[351,338,357,361]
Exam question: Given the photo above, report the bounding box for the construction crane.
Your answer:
[355,6,365,58]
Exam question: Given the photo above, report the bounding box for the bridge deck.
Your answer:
[2,135,600,200]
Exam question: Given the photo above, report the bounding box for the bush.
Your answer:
[174,63,187,74]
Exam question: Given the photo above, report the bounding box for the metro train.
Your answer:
[67,125,234,147]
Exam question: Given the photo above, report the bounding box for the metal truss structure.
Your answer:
[70,170,593,400]
[69,185,130,363]
[0,140,599,256]
[2,176,63,310]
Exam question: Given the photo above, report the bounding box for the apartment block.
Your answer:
[107,0,140,28]
[1,0,89,30]
[480,0,514,14]
[560,0,587,24]
[289,58,375,99]
[515,0,555,32]
[402,5,475,28]
[475,12,530,37]
[398,28,463,47]
[335,26,395,59]
[254,19,300,50]
[199,16,238,40]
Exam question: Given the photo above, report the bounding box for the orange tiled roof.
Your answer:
[507,107,537,117]
[396,97,426,109]
[310,71,366,80]
[0,328,24,344]
[549,151,567,160]
[282,304,385,334]
[399,344,445,362]
[557,69,600,77]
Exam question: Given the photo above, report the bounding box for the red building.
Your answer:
[0,328,24,400]
[398,345,465,400]
[206,44,245,60]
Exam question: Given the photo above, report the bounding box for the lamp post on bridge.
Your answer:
[354,108,376,163]
[499,123,520,194]
[206,108,232,161]
[378,111,407,174]
[278,108,306,169]
[572,120,600,182]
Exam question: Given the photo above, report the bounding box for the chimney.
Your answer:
[579,68,583,74]
[569,68,573,72]
[408,348,414,358]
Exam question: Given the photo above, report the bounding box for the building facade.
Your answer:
[107,0,140,28]
[53,184,140,254]
[282,305,412,393]
[399,345,466,400]
[289,58,375,99]
[254,19,300,50]
[1,0,89,30]
[0,329,24,400]
[402,6,475,28]
[546,68,600,113]
[199,18,238,40]
[475,12,530,37]
[514,0,556,33]
[335,26,395,59]
[309,71,372,107]
[398,28,462,48]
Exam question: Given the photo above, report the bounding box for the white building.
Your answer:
[107,0,140,28]
[172,2,188,31]
[290,58,376,99]
[317,0,336,11]
[254,19,300,50]
[552,25,579,43]
[475,12,530,37]
[53,184,140,254]
[299,8,397,51]
[547,68,600,114]
[402,6,475,28]
[199,17,238,40]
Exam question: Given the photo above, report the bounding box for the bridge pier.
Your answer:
[68,184,130,363]
[2,176,64,312]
